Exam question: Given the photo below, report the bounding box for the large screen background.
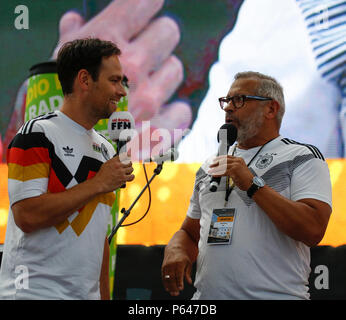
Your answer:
[0,0,345,298]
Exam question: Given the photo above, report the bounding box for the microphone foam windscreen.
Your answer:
[107,111,135,141]
[217,123,237,146]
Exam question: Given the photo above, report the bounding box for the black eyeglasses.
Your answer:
[218,95,272,110]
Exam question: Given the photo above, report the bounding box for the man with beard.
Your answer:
[161,71,332,299]
[0,38,135,300]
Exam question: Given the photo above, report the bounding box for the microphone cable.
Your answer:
[120,162,152,227]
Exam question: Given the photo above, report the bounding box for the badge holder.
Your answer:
[207,208,236,245]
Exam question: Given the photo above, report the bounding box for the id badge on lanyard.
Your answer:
[207,208,236,245]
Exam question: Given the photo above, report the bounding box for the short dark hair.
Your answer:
[56,38,121,95]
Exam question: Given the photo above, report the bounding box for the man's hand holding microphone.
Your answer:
[93,154,135,194]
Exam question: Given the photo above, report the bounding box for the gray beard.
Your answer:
[236,109,264,145]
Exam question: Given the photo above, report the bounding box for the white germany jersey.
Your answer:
[187,135,332,300]
[0,111,116,299]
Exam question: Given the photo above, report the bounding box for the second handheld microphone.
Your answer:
[209,123,237,192]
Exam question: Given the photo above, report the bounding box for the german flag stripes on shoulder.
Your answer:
[7,113,58,182]
[8,131,52,182]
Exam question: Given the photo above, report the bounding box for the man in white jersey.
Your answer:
[162,71,332,299]
[0,38,135,299]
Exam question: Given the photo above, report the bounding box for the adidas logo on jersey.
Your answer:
[63,146,75,157]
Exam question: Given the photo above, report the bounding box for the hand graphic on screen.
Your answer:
[52,0,192,160]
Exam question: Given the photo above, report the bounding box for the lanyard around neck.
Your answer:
[224,137,276,203]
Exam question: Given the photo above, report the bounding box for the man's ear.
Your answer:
[76,69,91,91]
[265,100,280,120]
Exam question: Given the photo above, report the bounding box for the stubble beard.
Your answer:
[236,108,265,145]
[91,101,113,121]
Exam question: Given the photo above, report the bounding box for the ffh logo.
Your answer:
[63,146,75,157]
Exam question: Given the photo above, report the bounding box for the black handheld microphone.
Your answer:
[209,123,237,192]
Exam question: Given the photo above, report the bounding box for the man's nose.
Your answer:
[118,84,127,97]
[224,103,235,113]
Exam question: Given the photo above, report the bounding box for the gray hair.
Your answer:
[234,71,285,128]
